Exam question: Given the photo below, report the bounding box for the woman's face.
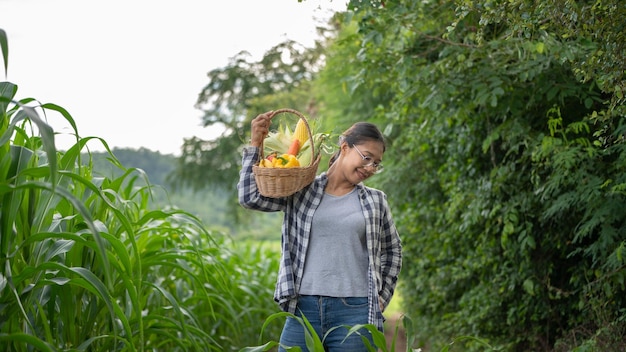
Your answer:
[340,140,385,184]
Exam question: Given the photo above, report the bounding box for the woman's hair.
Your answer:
[328,122,386,167]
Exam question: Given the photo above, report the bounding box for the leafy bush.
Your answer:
[332,1,626,350]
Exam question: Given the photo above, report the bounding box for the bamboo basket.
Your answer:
[252,108,321,198]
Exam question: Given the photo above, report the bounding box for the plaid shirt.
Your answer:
[237,147,402,330]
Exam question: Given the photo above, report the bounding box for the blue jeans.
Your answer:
[278,295,376,352]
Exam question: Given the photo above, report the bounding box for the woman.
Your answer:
[238,111,402,351]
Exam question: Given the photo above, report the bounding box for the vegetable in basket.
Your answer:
[260,117,327,167]
[273,154,300,168]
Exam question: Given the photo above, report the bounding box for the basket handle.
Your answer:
[260,108,316,167]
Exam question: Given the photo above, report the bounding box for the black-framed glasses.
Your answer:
[352,144,384,174]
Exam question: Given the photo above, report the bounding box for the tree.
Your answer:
[167,28,344,227]
[169,37,330,191]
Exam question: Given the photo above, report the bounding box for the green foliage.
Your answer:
[456,0,626,110]
[334,0,626,350]
[241,312,410,352]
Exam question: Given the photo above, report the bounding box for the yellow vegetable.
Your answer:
[258,158,273,168]
[258,153,277,168]
[293,118,309,146]
[273,154,300,168]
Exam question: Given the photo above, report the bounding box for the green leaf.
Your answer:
[0,28,7,77]
[535,42,545,54]
[523,279,535,296]
[238,341,282,352]
[615,85,623,99]
[0,333,55,352]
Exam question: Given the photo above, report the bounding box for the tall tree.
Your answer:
[165,42,317,225]
[168,40,324,191]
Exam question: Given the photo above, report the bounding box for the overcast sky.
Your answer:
[0,0,345,155]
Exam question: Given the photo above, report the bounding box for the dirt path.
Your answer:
[384,313,408,351]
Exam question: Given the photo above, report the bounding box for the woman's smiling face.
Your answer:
[341,140,385,184]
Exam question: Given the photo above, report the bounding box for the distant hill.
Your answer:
[87,147,177,186]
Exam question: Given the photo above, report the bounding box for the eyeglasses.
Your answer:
[352,144,384,174]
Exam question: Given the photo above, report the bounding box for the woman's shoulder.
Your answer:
[357,183,388,200]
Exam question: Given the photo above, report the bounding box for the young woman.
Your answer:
[238,111,402,351]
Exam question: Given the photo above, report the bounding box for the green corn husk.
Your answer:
[263,124,292,155]
[297,133,328,166]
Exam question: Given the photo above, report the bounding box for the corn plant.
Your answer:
[0,29,281,351]
[239,309,503,352]
[240,312,411,352]
[1,82,211,350]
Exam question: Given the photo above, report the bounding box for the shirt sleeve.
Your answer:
[378,193,402,309]
[237,146,285,212]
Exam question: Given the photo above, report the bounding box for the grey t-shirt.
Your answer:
[299,188,369,297]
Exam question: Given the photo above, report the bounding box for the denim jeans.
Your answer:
[278,295,376,352]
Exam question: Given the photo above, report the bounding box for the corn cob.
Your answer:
[293,118,309,146]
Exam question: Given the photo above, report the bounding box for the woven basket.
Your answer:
[252,108,321,198]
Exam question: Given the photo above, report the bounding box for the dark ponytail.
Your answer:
[328,122,386,167]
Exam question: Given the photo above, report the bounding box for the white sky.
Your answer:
[0,0,346,155]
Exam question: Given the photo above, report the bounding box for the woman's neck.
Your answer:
[325,166,355,196]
